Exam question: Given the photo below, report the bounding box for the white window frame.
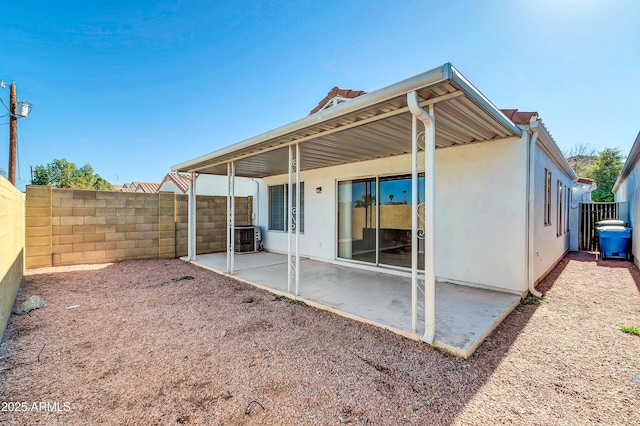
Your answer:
[544,169,552,226]
[557,180,563,237]
[566,187,571,233]
[268,182,304,233]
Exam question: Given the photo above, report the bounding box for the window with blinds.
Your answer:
[268,183,304,232]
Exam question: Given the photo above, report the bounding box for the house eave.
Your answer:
[528,120,578,182]
[173,63,523,178]
[613,130,640,193]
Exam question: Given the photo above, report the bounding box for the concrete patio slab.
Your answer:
[188,251,520,357]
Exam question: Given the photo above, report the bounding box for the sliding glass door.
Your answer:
[337,178,376,262]
[338,174,424,269]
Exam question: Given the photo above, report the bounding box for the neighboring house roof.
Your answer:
[577,177,594,185]
[116,184,136,192]
[309,87,367,114]
[160,172,191,194]
[114,181,160,193]
[132,182,161,193]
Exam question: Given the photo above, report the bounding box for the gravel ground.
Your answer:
[0,252,638,425]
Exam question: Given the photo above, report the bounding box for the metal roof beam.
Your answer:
[176,91,465,173]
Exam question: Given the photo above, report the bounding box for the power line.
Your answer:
[0,97,10,113]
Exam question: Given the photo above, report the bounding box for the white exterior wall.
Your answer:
[572,183,594,204]
[196,175,254,197]
[532,142,573,282]
[614,159,640,262]
[158,180,182,194]
[158,175,255,197]
[258,136,529,293]
[435,137,528,292]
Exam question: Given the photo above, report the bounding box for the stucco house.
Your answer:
[613,131,640,266]
[172,63,577,356]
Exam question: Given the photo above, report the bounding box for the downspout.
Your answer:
[250,178,259,226]
[527,129,542,297]
[407,91,436,345]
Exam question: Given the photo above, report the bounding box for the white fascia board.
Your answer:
[448,65,523,138]
[529,120,578,182]
[172,64,449,172]
[173,63,525,173]
[613,130,640,193]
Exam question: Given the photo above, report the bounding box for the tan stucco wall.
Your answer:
[24,187,252,267]
[0,177,25,340]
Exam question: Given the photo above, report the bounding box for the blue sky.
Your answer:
[1,0,639,189]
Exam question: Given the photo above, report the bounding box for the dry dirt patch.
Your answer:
[0,252,638,425]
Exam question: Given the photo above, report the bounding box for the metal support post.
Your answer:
[187,172,197,261]
[227,162,235,273]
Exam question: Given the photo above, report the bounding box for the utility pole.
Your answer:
[9,81,16,185]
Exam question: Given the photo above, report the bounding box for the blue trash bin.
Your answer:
[598,226,631,260]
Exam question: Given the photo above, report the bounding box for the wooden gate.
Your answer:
[579,202,618,251]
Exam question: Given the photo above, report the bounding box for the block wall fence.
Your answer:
[25,186,252,268]
[0,177,25,339]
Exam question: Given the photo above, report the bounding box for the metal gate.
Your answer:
[579,202,618,251]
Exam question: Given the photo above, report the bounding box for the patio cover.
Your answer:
[172,62,525,345]
[172,63,522,177]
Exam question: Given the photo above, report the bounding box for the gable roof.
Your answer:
[132,181,161,193]
[309,87,367,114]
[160,172,191,193]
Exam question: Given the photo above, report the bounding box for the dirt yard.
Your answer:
[0,252,639,425]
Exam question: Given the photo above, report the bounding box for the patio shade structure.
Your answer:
[173,63,522,343]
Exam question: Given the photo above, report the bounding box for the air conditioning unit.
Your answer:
[234,226,261,253]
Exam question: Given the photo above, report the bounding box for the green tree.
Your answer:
[32,158,113,190]
[585,148,624,202]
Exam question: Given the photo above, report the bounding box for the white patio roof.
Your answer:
[172,63,523,178]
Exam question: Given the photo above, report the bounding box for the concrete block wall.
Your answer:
[25,186,252,267]
[25,185,52,268]
[0,177,25,340]
[158,192,176,259]
[175,195,253,257]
